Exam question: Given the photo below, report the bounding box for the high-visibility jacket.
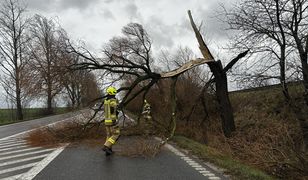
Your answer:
[104,97,118,126]
[142,102,151,113]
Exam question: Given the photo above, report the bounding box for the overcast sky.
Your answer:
[27,0,236,57]
[0,0,238,108]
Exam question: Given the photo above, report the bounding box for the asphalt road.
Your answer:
[34,141,226,180]
[0,111,227,180]
[0,112,78,139]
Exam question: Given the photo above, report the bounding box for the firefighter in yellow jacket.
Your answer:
[102,86,120,156]
[142,99,152,121]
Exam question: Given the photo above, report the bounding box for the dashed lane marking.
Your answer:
[162,142,224,180]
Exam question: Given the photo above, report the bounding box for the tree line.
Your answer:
[0,0,100,120]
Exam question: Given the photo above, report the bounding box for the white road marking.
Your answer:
[0,147,42,156]
[0,140,25,147]
[0,149,54,161]
[161,140,224,180]
[192,165,203,168]
[196,167,207,171]
[0,145,29,153]
[19,145,67,180]
[188,162,200,166]
[202,173,216,177]
[0,162,36,174]
[0,173,26,180]
[0,142,27,149]
[0,138,22,142]
[0,154,48,167]
[209,177,221,180]
[200,170,211,173]
[0,113,81,180]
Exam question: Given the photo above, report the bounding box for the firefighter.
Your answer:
[142,99,152,121]
[102,86,120,156]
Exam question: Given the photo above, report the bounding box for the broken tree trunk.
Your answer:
[188,10,236,137]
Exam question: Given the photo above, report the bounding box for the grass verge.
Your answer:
[173,135,275,180]
[0,107,70,126]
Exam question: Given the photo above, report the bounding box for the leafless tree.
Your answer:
[283,0,308,105]
[28,15,63,114]
[224,0,293,101]
[225,0,308,150]
[59,53,100,108]
[69,23,160,108]
[0,0,30,120]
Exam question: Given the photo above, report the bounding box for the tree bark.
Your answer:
[279,48,291,102]
[300,56,308,106]
[169,76,178,138]
[188,10,236,137]
[208,60,235,137]
[15,74,23,120]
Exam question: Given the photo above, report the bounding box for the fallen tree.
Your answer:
[66,11,248,139]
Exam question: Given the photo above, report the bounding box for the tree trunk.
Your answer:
[208,60,235,137]
[14,37,23,120]
[169,76,178,138]
[280,49,291,102]
[47,76,53,114]
[15,78,23,120]
[300,57,308,106]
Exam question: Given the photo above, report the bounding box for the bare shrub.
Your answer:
[25,121,105,147]
[117,137,161,158]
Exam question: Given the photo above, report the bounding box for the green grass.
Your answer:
[0,108,70,126]
[172,136,275,180]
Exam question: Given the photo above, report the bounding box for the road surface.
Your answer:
[0,111,227,180]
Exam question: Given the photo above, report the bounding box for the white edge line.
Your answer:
[154,136,223,179]
[20,144,68,180]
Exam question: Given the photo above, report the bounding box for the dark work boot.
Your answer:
[102,146,113,156]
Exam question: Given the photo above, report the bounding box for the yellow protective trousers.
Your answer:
[104,125,120,148]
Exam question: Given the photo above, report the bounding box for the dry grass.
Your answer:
[25,121,106,148]
[117,136,161,158]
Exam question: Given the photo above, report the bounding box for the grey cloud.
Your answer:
[59,0,100,10]
[27,0,100,11]
[124,3,138,19]
[196,1,235,41]
[101,9,115,20]
[104,0,113,3]
[26,0,54,11]
[145,16,175,48]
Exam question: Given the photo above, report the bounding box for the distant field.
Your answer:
[0,108,70,126]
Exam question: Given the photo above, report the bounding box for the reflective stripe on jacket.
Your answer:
[104,98,118,126]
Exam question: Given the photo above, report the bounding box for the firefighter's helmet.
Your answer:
[106,86,117,95]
